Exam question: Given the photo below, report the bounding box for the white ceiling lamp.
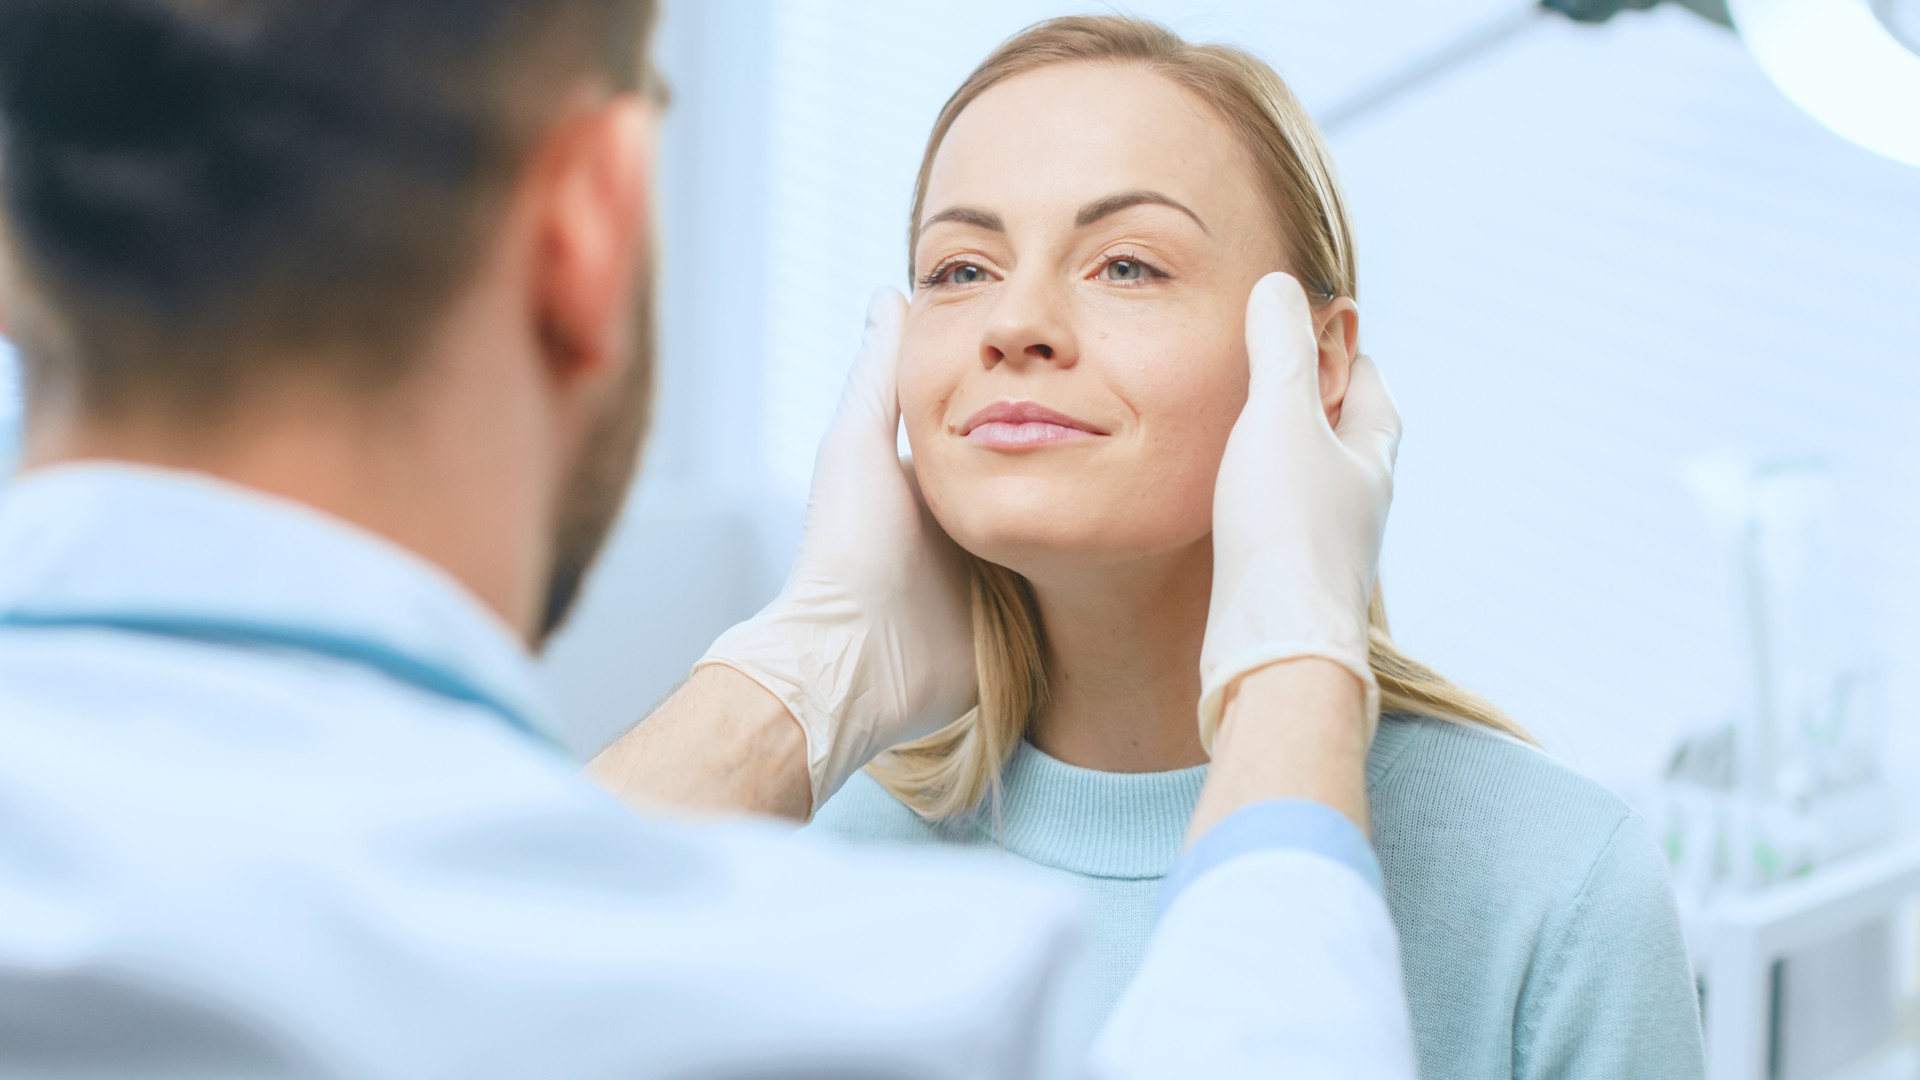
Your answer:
[1327,2,1920,169]
[1725,0,1920,166]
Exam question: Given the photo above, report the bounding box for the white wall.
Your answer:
[1329,7,1920,788]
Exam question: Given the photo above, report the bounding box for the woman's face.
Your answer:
[903,63,1329,579]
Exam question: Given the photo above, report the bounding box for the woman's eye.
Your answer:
[1100,258,1153,283]
[921,261,988,289]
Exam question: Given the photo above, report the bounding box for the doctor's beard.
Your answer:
[536,259,656,646]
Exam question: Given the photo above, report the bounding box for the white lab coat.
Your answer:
[0,466,1416,1078]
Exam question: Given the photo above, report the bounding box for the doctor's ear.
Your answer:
[1315,297,1360,428]
[529,92,654,388]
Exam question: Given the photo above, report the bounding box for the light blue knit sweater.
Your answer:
[805,714,1707,1080]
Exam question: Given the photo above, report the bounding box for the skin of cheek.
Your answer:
[898,303,990,557]
[1096,296,1248,555]
[899,287,1252,573]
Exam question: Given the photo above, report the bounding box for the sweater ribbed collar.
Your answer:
[953,717,1424,880]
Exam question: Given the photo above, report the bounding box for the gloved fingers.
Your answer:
[898,451,970,570]
[1242,272,1326,426]
[898,452,929,506]
[830,287,910,448]
[1334,352,1403,479]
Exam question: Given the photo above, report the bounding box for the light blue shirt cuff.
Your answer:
[1158,799,1385,919]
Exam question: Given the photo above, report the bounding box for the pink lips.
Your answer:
[959,401,1108,450]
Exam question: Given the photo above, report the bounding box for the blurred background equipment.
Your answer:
[1543,0,1731,25]
[1541,0,1920,167]
[1645,454,1917,1080]
[1324,1,1920,162]
[1727,0,1920,167]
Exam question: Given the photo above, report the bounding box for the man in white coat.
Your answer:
[0,1,1415,1075]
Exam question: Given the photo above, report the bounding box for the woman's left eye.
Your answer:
[1098,256,1160,284]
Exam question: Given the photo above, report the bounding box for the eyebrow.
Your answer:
[920,189,1209,239]
[1075,190,1209,234]
[920,206,1005,233]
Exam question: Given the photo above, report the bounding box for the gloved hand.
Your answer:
[1197,272,1403,752]
[694,289,976,814]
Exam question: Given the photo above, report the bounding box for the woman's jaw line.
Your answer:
[948,522,1211,588]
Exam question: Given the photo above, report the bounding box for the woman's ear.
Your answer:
[1316,297,1360,428]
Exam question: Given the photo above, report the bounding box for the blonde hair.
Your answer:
[871,15,1532,821]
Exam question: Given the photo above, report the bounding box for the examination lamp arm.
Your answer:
[1318,0,1733,137]
[1542,0,1732,27]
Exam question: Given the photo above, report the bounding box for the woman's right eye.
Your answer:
[920,261,989,289]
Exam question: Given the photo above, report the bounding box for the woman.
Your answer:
[804,15,1705,1080]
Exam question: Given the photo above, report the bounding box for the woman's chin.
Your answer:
[946,519,1181,582]
[926,473,1209,578]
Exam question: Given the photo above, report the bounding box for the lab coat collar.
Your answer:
[0,463,558,744]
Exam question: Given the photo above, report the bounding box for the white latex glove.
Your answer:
[694,289,976,814]
[1197,272,1403,751]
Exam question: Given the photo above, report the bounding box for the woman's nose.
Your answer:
[979,276,1079,369]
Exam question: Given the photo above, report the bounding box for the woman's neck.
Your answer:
[1025,539,1212,773]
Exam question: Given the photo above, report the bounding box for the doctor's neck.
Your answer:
[19,290,566,649]
[1022,541,1213,773]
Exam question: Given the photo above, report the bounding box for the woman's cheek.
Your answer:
[1125,334,1248,497]
[896,322,952,423]
[895,332,965,525]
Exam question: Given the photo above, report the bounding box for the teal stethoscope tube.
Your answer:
[0,611,564,752]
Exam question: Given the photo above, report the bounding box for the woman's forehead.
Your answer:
[921,63,1264,238]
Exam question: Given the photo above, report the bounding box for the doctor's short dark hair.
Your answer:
[0,0,660,417]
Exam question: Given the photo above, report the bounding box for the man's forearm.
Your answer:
[587,666,813,821]
[1109,658,1415,1077]
[1186,658,1372,844]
